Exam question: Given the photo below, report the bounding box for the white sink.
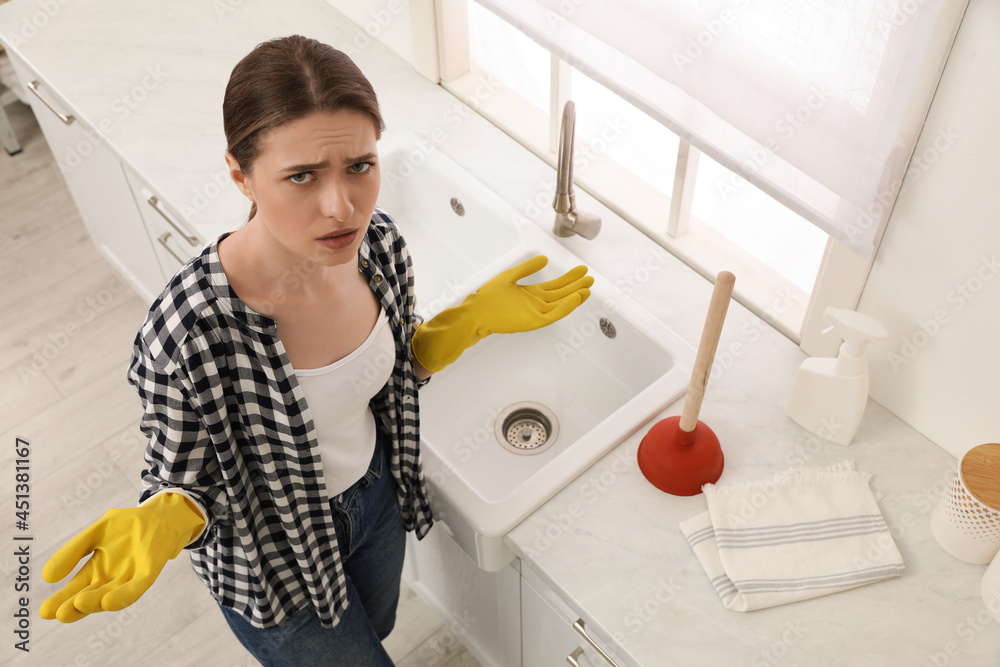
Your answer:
[376,135,694,571]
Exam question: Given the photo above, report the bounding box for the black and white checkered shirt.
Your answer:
[126,209,433,630]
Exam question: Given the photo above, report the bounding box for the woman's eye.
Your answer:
[349,161,374,174]
[288,172,314,185]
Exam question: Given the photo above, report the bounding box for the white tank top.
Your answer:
[292,306,395,497]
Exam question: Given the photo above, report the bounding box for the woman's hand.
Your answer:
[411,255,593,373]
[40,493,205,623]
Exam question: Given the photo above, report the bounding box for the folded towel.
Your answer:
[679,461,904,612]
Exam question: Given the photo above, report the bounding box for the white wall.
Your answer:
[324,0,414,64]
[860,0,1000,459]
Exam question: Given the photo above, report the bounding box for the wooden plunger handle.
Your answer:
[679,271,736,432]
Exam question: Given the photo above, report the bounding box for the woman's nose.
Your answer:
[321,178,354,221]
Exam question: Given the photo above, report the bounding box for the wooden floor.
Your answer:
[0,98,479,666]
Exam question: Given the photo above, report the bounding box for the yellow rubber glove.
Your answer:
[39,492,206,623]
[412,255,593,372]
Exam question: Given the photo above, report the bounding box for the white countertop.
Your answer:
[2,0,998,664]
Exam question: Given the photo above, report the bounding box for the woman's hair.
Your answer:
[223,35,385,221]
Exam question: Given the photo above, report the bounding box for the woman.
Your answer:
[38,35,592,666]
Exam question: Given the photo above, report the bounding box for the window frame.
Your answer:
[411,0,873,355]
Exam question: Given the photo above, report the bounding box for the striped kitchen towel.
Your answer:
[679,461,905,612]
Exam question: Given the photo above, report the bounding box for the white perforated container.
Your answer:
[932,469,1000,564]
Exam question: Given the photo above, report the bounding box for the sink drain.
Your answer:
[495,402,559,455]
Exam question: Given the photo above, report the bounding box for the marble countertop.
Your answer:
[2,0,998,665]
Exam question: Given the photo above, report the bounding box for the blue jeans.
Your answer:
[218,430,405,666]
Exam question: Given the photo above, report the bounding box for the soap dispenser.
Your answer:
[786,307,887,446]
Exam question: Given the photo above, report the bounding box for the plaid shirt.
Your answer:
[126,209,433,630]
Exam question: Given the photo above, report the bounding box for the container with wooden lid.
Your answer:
[931,443,1000,564]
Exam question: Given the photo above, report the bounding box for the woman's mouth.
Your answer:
[316,229,358,250]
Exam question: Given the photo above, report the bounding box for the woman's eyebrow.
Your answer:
[279,153,377,174]
[281,160,329,174]
[348,152,377,164]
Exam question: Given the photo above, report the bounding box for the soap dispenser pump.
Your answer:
[786,307,887,446]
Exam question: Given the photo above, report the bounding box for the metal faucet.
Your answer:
[553,101,601,239]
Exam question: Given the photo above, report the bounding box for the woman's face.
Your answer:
[229,109,380,268]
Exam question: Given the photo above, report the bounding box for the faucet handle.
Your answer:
[571,210,601,240]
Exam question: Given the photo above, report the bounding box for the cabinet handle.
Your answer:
[27,80,75,125]
[148,195,199,245]
[572,619,621,667]
[567,647,585,666]
[157,232,188,266]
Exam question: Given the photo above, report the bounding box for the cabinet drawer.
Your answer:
[521,563,629,667]
[122,165,205,278]
[522,573,591,667]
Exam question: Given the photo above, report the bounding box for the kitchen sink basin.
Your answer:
[376,135,693,570]
[376,138,521,314]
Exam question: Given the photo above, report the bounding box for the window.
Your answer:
[468,2,548,114]
[419,0,967,348]
[458,2,826,338]
[569,68,679,201]
[691,152,826,295]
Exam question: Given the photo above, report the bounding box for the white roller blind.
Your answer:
[475,0,969,257]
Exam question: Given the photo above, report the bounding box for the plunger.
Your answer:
[638,271,735,496]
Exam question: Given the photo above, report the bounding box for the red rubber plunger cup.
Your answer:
[638,271,735,496]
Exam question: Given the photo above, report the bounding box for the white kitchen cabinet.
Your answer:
[403,527,522,667]
[5,49,165,303]
[404,526,631,667]
[520,561,627,667]
[521,572,589,667]
[121,164,204,281]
